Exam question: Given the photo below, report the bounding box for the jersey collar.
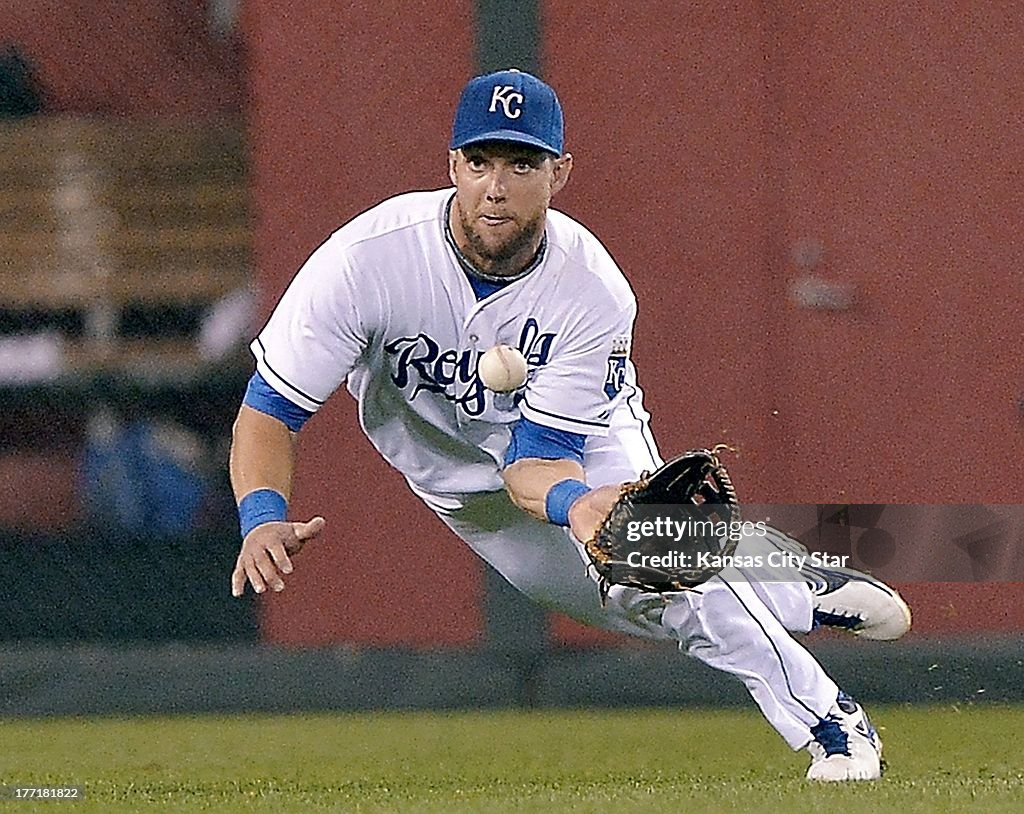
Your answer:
[443,192,546,285]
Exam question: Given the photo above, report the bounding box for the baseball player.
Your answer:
[229,69,911,781]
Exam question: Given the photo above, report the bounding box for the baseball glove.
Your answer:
[583,447,740,598]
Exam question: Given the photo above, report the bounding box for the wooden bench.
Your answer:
[0,116,251,383]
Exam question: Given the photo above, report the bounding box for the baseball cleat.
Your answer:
[806,692,883,781]
[802,561,912,640]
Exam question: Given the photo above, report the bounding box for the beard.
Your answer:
[457,206,545,273]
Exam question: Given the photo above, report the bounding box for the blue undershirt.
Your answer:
[503,417,586,467]
[467,276,508,300]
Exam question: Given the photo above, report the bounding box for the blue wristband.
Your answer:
[545,479,592,527]
[238,488,288,538]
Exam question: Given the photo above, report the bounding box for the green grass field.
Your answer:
[1,706,1020,813]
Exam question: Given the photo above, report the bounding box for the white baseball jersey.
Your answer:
[253,188,659,499]
[252,186,855,754]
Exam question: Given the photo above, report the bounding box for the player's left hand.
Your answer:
[580,449,741,595]
[567,484,624,543]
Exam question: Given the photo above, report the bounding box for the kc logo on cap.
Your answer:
[489,86,524,119]
[450,69,564,156]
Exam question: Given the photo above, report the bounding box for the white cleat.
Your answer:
[802,562,912,640]
[806,692,883,782]
[806,749,880,782]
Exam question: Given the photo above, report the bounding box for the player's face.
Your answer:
[448,142,572,277]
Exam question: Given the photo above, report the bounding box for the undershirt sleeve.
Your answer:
[503,416,586,467]
[242,371,314,432]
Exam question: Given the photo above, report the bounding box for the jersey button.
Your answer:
[469,334,478,343]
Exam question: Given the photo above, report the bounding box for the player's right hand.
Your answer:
[231,517,325,597]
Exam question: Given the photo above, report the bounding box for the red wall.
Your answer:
[0,0,242,119]
[764,4,1024,637]
[544,2,1024,502]
[7,1,1020,642]
[767,3,1024,503]
[244,0,481,646]
[545,1,775,491]
[541,1,1024,642]
[246,1,1024,642]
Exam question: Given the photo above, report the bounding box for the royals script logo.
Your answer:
[386,319,555,416]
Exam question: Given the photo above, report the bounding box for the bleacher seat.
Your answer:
[0,116,251,382]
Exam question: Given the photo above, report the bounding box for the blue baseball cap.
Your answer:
[450,69,564,156]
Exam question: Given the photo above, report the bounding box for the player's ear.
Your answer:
[550,152,573,196]
[447,150,459,186]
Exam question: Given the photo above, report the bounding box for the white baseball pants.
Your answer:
[423,488,836,750]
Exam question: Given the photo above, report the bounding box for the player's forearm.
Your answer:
[502,457,586,522]
[229,405,299,501]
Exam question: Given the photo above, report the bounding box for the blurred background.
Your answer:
[0,1,1021,716]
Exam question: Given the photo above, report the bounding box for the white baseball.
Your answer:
[478,344,528,393]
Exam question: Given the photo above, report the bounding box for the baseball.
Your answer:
[478,344,528,392]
